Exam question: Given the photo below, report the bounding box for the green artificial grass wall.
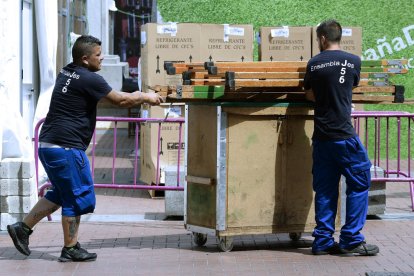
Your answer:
[158,0,414,112]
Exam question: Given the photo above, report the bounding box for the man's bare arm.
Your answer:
[104,90,164,107]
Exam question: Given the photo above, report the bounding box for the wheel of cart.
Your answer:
[218,236,233,252]
[192,232,207,246]
[289,232,302,241]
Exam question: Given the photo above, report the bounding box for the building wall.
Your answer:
[0,0,21,113]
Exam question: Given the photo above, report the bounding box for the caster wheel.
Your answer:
[218,236,233,252]
[289,232,302,241]
[193,232,207,246]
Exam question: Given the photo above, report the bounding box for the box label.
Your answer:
[342,28,353,37]
[164,106,182,118]
[271,27,290,38]
[157,23,178,36]
[223,24,245,42]
[141,31,147,45]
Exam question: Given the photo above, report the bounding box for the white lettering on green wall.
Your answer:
[362,24,414,69]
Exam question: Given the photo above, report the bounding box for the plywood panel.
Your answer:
[284,114,315,229]
[226,113,286,228]
[186,105,218,228]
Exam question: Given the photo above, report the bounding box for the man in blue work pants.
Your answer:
[304,19,379,256]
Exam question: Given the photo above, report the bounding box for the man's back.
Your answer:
[304,50,361,140]
[39,63,112,150]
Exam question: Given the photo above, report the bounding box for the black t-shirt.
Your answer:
[39,63,112,150]
[304,50,361,141]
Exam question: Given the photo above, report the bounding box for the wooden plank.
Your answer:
[181,70,403,79]
[361,67,408,74]
[190,71,393,81]
[186,175,216,186]
[362,59,408,67]
[360,72,395,79]
[152,85,398,94]
[358,80,389,86]
[190,72,226,79]
[352,86,395,93]
[232,72,305,79]
[232,79,303,87]
[171,62,204,68]
[191,79,225,86]
[173,67,207,74]
[168,60,408,77]
[352,95,396,102]
[212,61,308,68]
[154,84,398,92]
[190,72,306,79]
[192,71,390,80]
[165,93,397,104]
[176,67,307,75]
[166,92,307,101]
[216,67,306,73]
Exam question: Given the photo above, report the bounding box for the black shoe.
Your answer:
[58,242,97,262]
[312,242,343,255]
[7,222,32,256]
[340,241,379,256]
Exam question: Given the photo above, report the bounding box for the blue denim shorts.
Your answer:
[39,147,96,217]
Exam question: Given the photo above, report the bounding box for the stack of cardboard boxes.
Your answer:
[140,23,254,191]
[259,25,362,61]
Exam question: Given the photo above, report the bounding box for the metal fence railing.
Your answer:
[352,111,414,210]
[34,116,186,201]
[33,111,414,215]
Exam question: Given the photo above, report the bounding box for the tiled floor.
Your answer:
[1,128,414,275]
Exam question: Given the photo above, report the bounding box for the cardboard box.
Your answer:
[312,26,362,57]
[200,24,254,62]
[139,103,185,189]
[140,23,202,92]
[139,23,254,194]
[259,26,312,61]
[140,23,255,92]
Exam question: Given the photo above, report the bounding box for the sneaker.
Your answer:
[312,242,343,255]
[58,242,97,262]
[340,241,379,256]
[7,222,32,256]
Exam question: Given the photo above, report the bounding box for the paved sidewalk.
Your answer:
[1,183,414,276]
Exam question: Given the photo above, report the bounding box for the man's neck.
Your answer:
[324,43,341,51]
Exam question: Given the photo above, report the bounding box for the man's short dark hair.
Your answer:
[72,35,102,61]
[316,20,342,43]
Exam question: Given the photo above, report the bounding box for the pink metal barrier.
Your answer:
[352,111,414,210]
[34,116,185,200]
[33,112,414,213]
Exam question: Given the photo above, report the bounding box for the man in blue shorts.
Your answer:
[7,35,163,262]
[304,20,379,256]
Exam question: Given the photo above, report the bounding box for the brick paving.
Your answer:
[1,129,414,275]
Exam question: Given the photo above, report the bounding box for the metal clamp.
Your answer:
[176,85,183,99]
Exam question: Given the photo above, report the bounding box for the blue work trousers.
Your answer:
[39,147,96,217]
[312,136,371,251]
